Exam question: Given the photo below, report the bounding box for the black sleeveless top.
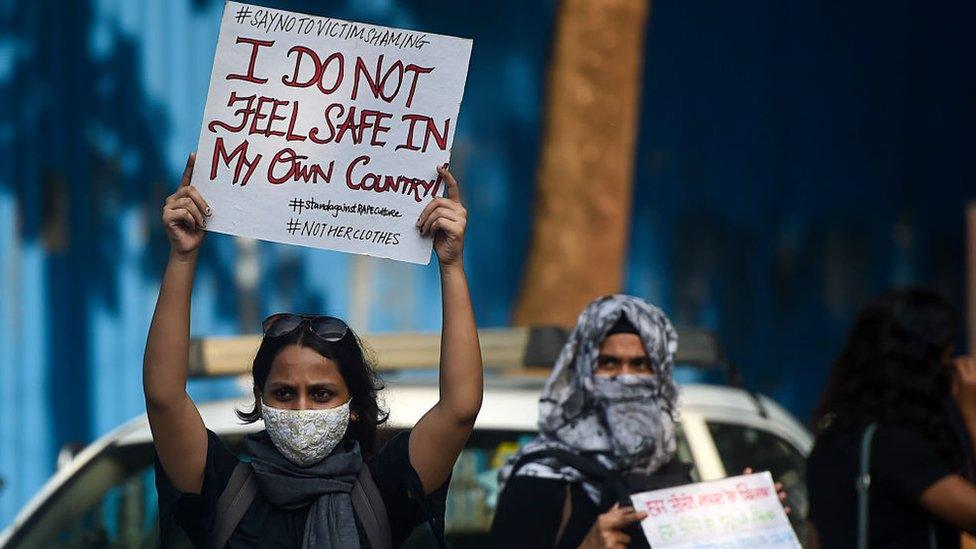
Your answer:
[807,424,959,549]
[154,429,449,548]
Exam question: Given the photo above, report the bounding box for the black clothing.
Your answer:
[807,424,958,548]
[155,429,448,548]
[489,460,693,549]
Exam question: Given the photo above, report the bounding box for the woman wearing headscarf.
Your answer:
[489,295,686,548]
[490,294,786,548]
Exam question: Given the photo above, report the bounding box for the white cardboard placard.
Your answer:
[192,1,472,264]
[630,472,801,548]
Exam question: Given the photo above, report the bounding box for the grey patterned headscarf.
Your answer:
[498,295,679,502]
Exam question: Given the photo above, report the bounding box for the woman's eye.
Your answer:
[312,389,331,401]
[274,388,293,399]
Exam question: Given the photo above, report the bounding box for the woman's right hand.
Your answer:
[163,153,211,257]
[580,503,647,548]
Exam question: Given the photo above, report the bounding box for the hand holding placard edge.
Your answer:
[418,164,467,269]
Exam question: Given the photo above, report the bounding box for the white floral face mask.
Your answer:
[261,399,351,467]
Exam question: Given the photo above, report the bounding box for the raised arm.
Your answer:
[919,356,976,533]
[408,165,484,494]
[144,153,212,494]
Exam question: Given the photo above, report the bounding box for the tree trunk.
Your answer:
[514,0,651,327]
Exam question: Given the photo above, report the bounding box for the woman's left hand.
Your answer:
[743,468,791,515]
[417,165,467,268]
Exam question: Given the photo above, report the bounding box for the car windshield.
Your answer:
[8,420,808,548]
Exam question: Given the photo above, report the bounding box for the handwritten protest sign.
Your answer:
[630,472,800,549]
[192,2,472,264]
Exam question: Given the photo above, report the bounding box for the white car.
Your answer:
[0,328,812,548]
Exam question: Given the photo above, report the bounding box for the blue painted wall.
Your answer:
[628,0,976,417]
[0,0,555,525]
[0,0,973,528]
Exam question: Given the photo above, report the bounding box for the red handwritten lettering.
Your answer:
[345,155,443,202]
[282,46,344,95]
[352,55,434,107]
[397,114,450,152]
[268,148,334,184]
[227,37,274,84]
[666,492,696,514]
[210,138,262,186]
[643,499,668,517]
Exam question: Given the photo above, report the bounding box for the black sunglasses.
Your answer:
[261,313,349,342]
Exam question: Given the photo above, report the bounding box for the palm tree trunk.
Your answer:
[514,0,651,326]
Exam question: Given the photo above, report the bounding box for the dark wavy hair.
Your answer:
[236,322,388,456]
[813,287,959,458]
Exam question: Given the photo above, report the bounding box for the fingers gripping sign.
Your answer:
[581,503,648,549]
[743,468,792,515]
[417,164,467,267]
[163,153,213,257]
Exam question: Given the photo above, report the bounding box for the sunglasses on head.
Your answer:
[261,313,349,342]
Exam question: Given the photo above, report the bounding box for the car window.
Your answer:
[705,420,808,539]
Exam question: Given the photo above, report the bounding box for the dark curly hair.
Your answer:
[813,287,959,459]
[236,322,388,456]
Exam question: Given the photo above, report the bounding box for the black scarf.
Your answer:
[244,431,362,548]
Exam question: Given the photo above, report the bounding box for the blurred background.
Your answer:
[1,0,975,531]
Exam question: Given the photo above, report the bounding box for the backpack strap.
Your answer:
[856,424,938,549]
[213,462,257,549]
[351,463,394,549]
[856,423,878,549]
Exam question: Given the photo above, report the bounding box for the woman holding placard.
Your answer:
[144,153,482,548]
[489,295,791,549]
[490,296,684,548]
[807,288,976,548]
